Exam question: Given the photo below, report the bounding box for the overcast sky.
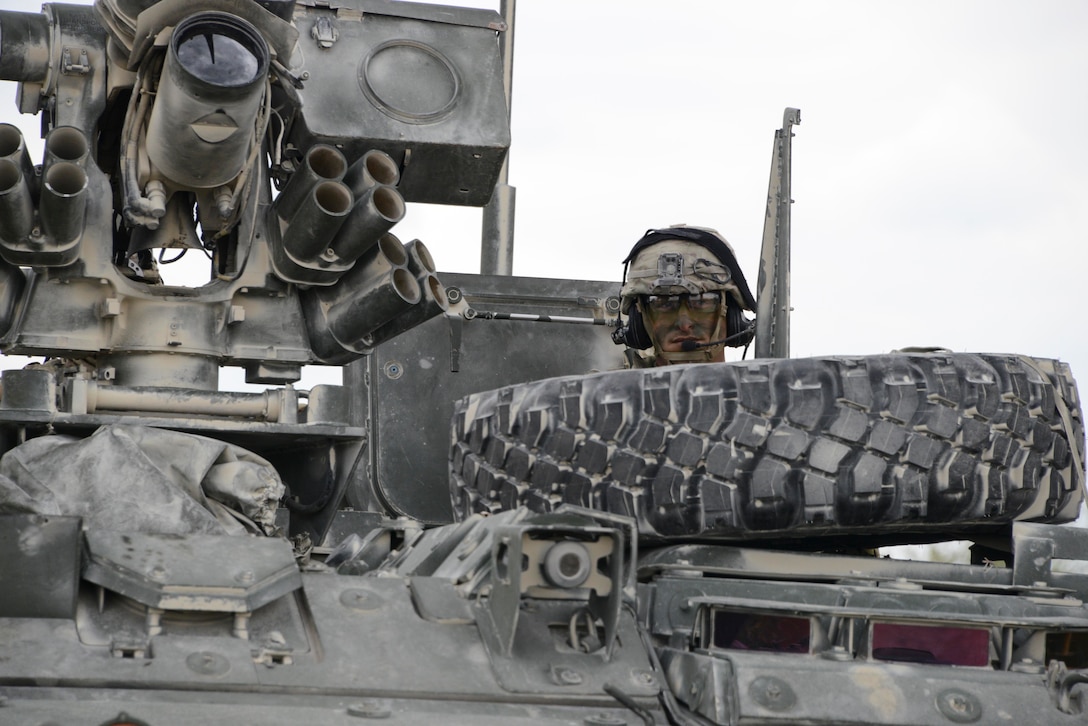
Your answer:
[407,1,1088,384]
[447,1,1087,382]
[0,0,1084,387]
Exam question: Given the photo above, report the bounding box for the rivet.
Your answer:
[750,676,796,712]
[551,666,584,686]
[583,714,625,726]
[347,699,390,719]
[935,688,982,723]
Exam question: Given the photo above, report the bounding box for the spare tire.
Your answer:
[450,353,1084,540]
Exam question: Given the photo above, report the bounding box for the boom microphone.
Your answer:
[679,322,756,351]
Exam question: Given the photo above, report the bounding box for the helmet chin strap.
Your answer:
[651,313,728,365]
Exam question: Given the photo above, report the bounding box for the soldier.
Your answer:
[613,225,757,367]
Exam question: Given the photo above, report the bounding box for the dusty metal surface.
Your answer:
[350,271,621,522]
[0,1,1083,725]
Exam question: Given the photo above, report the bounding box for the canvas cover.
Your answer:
[0,425,284,535]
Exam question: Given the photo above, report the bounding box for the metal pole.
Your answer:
[774,108,797,358]
[480,0,516,276]
[754,108,800,359]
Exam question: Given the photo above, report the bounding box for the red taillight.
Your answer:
[871,623,990,666]
[713,611,811,653]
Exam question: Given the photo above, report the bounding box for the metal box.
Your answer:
[348,272,622,523]
[289,1,510,206]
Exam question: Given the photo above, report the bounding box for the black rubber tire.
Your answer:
[450,353,1084,540]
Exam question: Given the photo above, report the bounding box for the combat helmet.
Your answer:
[613,225,756,364]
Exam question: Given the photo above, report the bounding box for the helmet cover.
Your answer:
[619,226,756,315]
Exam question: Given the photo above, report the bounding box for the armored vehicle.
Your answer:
[0,1,1084,724]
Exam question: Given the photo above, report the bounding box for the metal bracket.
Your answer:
[1012,522,1088,589]
[483,517,628,658]
[61,47,91,76]
[448,313,463,372]
[653,252,685,288]
[311,16,338,48]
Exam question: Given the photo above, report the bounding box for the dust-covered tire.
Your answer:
[450,353,1084,540]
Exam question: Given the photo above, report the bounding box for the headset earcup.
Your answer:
[623,307,654,349]
[726,304,754,348]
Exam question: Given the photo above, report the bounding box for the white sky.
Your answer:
[0,0,1085,386]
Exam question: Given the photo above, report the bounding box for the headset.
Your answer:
[612,227,757,350]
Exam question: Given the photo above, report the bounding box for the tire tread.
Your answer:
[450,353,1085,539]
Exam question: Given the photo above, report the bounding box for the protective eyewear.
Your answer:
[643,291,722,314]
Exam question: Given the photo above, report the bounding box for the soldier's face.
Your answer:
[642,293,723,354]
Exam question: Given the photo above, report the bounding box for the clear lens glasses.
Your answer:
[644,291,722,314]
